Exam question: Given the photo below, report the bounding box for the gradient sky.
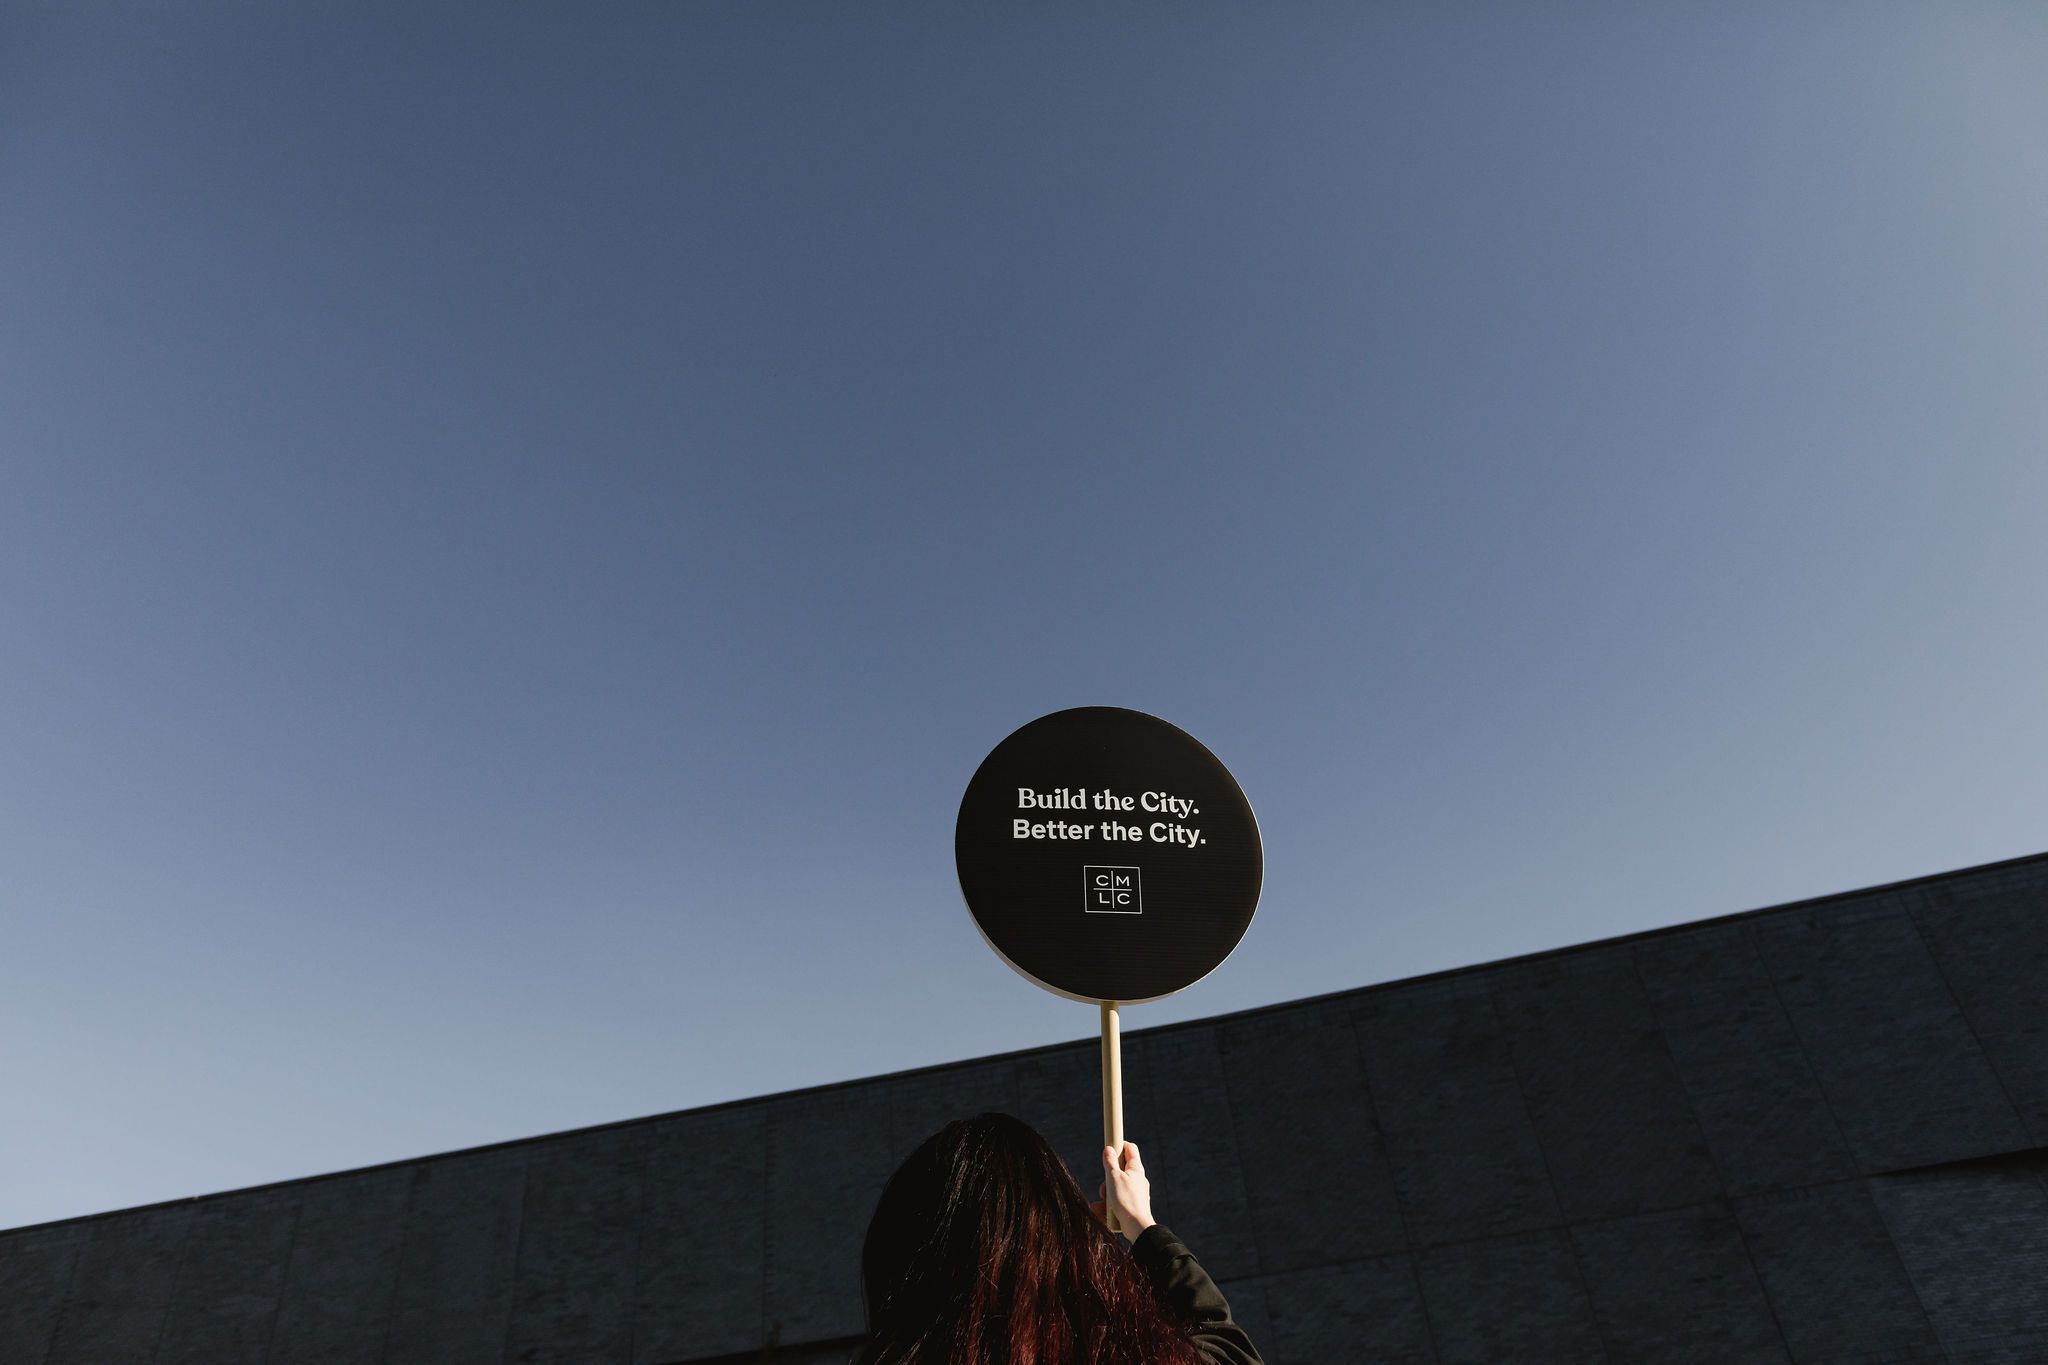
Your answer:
[3,2,2045,1230]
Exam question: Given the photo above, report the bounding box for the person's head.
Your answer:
[855,1112,1201,1365]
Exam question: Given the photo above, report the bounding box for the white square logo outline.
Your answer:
[1083,865,1142,914]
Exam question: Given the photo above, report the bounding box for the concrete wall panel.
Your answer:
[152,1190,297,1365]
[502,1126,647,1365]
[1912,874,2048,1144]
[44,1205,192,1365]
[1256,1255,1435,1365]
[1572,1204,1787,1365]
[0,1225,85,1365]
[1354,977,1560,1245]
[1872,1158,2048,1357]
[1733,1181,1941,1362]
[1414,1229,1608,1364]
[1635,926,1852,1196]
[1761,904,2028,1171]
[1219,1002,1404,1272]
[268,1168,410,1365]
[634,1107,767,1364]
[385,1149,530,1365]
[1124,1025,1259,1281]
[1492,952,1721,1221]
[763,1085,898,1341]
[1417,1227,1605,1365]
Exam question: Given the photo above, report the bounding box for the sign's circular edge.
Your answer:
[952,705,1266,1005]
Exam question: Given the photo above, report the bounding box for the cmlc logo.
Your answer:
[1084,865,1142,914]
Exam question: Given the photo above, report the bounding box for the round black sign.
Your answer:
[955,707,1262,1004]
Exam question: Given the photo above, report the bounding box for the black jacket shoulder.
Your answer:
[1130,1224,1264,1365]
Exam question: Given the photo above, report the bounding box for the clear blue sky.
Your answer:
[3,2,2044,1229]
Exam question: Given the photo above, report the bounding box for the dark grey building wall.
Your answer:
[5,853,2045,1364]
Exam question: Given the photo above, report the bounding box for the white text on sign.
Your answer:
[1011,787,1204,849]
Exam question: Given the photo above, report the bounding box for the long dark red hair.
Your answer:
[855,1112,1204,1365]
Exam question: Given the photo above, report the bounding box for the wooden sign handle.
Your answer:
[1100,999,1123,1236]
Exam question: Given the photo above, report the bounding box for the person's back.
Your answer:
[856,1112,1262,1365]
